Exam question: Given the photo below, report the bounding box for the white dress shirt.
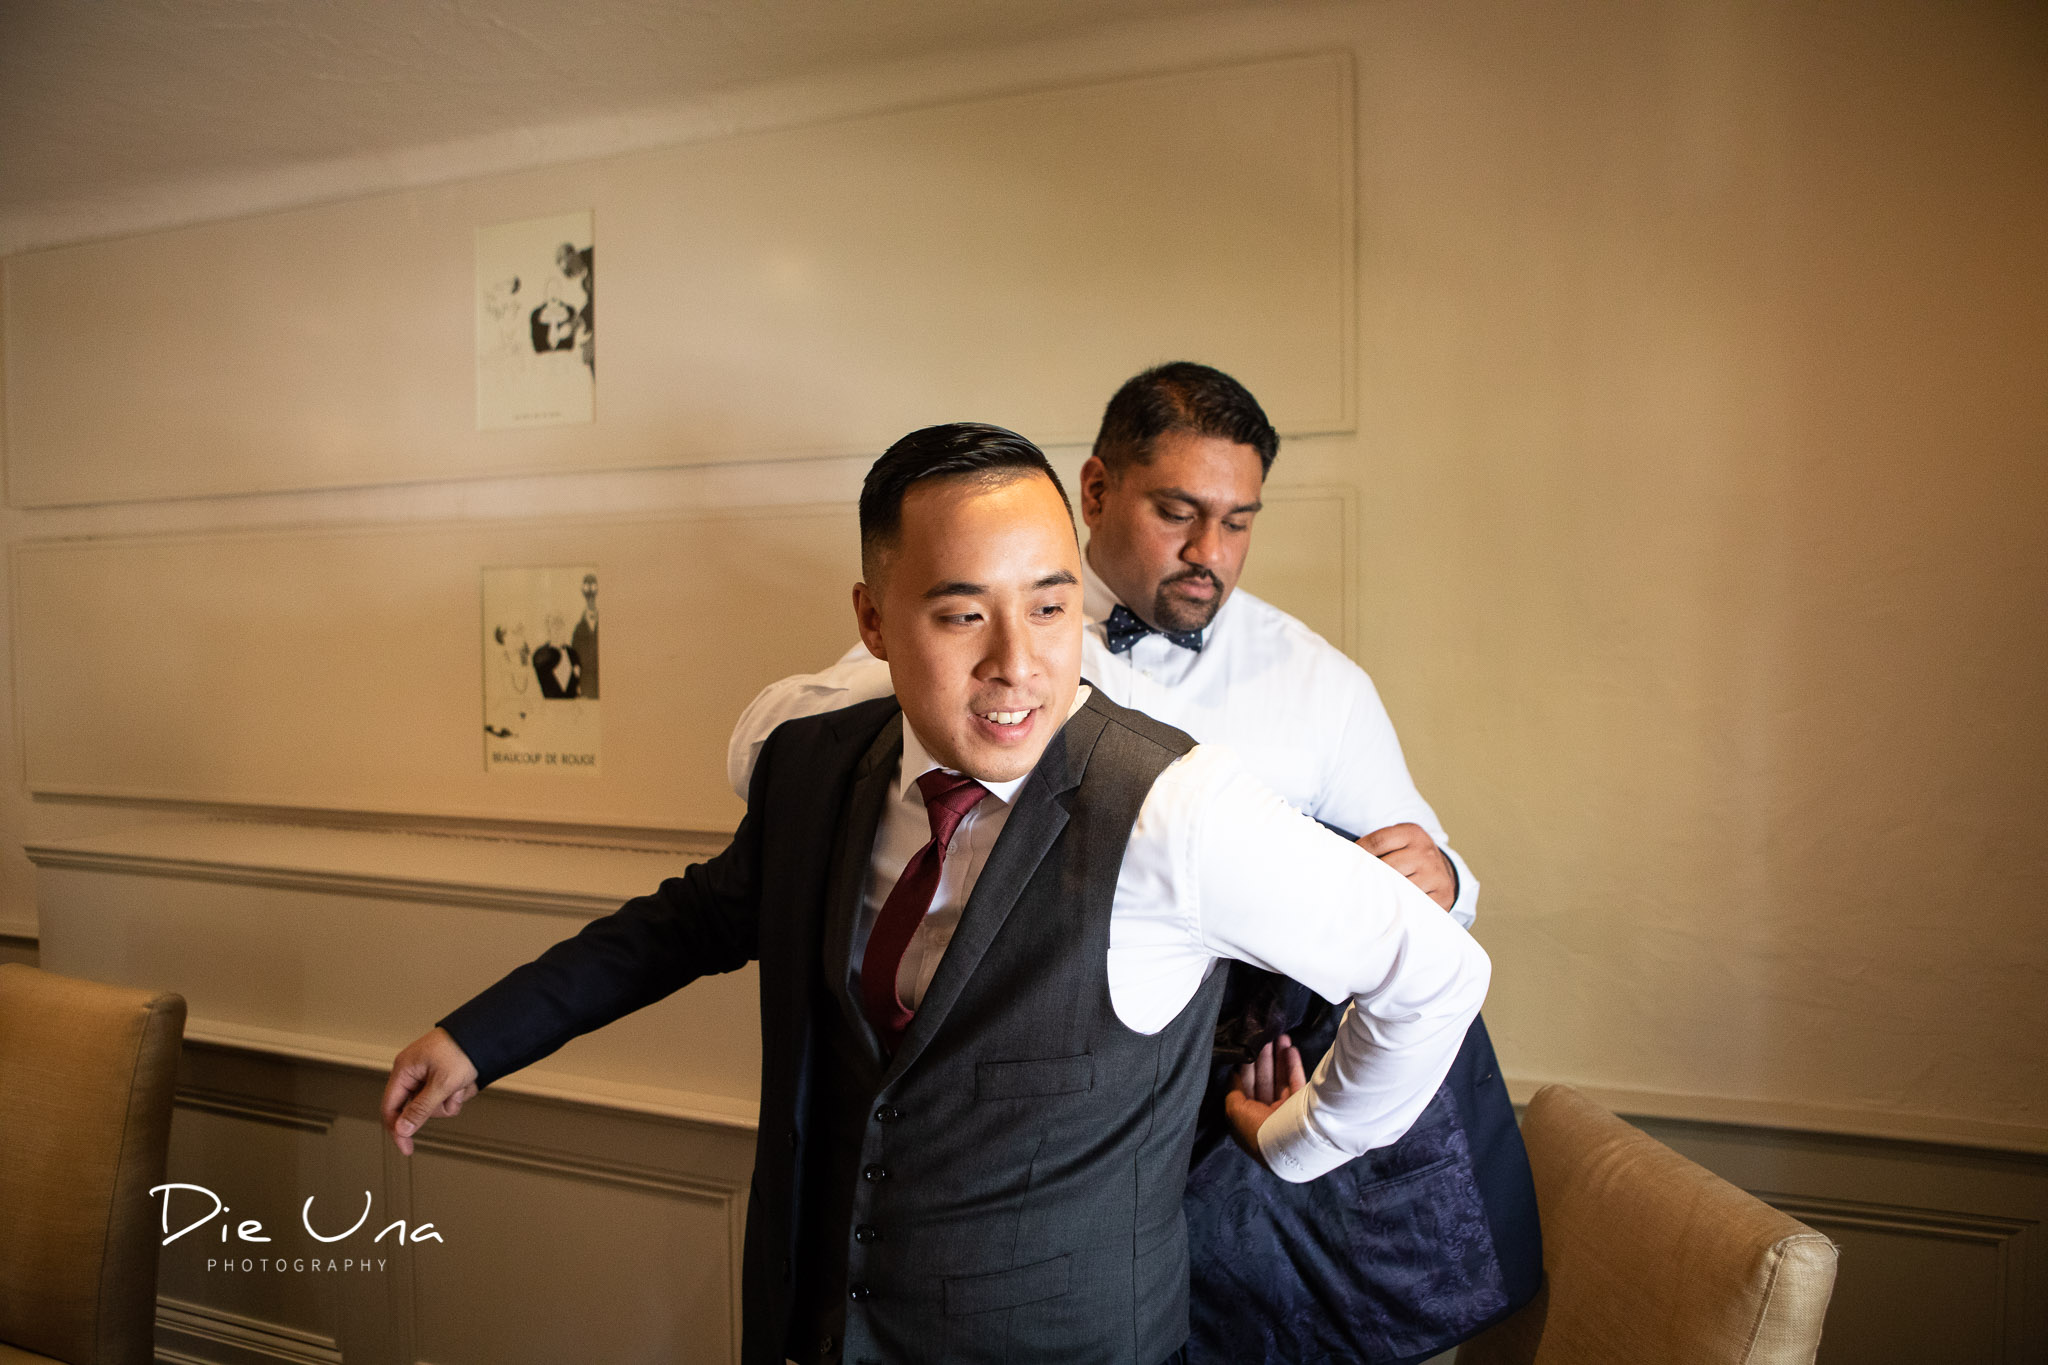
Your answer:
[731,553,1479,926]
[847,687,1487,1183]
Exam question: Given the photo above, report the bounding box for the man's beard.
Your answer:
[1148,567,1226,634]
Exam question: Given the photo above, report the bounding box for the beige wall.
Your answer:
[1340,0,2048,1143]
[5,0,2044,1166]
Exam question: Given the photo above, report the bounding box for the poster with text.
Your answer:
[482,566,601,774]
[475,211,594,430]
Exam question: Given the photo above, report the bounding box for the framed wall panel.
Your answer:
[3,53,1354,507]
[12,507,862,830]
[1236,486,1357,657]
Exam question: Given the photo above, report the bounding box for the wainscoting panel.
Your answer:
[4,53,1353,507]
[406,1135,741,1365]
[1773,1198,2019,1364]
[155,1093,348,1356]
[154,1043,757,1365]
[1635,1115,2048,1365]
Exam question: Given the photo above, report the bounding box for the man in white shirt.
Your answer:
[727,366,1541,1364]
[383,423,1487,1365]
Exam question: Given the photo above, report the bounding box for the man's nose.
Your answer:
[1182,519,1225,569]
[978,613,1036,683]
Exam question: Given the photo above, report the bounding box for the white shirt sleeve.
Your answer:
[725,641,893,800]
[1312,664,1481,929]
[1131,744,1490,1183]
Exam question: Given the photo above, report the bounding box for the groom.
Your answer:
[382,423,1488,1365]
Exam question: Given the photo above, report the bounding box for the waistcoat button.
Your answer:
[854,1224,881,1243]
[873,1104,901,1123]
[862,1164,889,1182]
[848,1282,873,1301]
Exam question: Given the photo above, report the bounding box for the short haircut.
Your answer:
[1092,361,1278,477]
[858,422,1074,581]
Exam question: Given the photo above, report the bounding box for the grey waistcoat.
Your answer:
[790,689,1226,1365]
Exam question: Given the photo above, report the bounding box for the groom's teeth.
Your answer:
[982,710,1028,725]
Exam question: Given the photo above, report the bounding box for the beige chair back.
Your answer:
[0,964,187,1365]
[1461,1084,1838,1365]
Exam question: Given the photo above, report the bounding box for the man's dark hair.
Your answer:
[859,422,1073,580]
[1092,362,1278,477]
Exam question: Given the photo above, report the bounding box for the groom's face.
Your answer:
[855,471,1084,784]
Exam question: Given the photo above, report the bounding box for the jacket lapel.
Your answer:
[823,711,903,1076]
[880,697,1111,1087]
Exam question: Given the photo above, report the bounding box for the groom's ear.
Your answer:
[853,581,889,663]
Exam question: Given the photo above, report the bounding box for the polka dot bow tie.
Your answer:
[1102,603,1206,655]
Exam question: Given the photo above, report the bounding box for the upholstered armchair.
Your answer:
[0,964,187,1365]
[1461,1084,1839,1365]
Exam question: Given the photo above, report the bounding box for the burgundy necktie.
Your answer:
[861,769,990,1050]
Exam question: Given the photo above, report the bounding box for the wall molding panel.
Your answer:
[11,506,864,831]
[1235,484,1358,657]
[1759,1196,2035,1365]
[4,53,1354,508]
[405,1131,748,1361]
[154,1044,759,1365]
[1635,1115,2048,1365]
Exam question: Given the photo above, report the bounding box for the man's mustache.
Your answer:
[1163,568,1222,592]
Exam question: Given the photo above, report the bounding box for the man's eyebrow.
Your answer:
[1152,486,1264,516]
[923,570,1077,600]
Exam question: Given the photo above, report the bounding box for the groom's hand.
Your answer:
[1223,1034,1307,1172]
[381,1027,480,1156]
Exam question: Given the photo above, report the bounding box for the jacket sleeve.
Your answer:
[439,752,769,1090]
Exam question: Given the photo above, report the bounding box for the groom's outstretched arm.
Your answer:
[382,745,772,1153]
[435,814,762,1087]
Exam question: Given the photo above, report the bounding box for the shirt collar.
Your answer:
[898,686,1093,809]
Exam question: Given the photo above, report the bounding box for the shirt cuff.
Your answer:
[1442,844,1479,930]
[1254,1084,1355,1183]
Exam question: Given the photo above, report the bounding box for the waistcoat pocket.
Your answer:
[975,1054,1095,1101]
[943,1252,1073,1315]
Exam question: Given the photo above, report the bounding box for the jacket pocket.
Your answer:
[943,1253,1073,1316]
[974,1054,1095,1101]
